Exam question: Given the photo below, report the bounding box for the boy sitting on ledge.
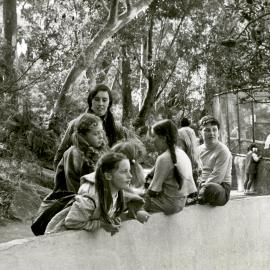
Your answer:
[197,115,232,206]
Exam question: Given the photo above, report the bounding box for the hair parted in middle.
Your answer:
[152,119,183,189]
[87,84,117,147]
[95,152,126,223]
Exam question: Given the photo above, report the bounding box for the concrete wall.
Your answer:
[233,154,270,194]
[1,196,270,270]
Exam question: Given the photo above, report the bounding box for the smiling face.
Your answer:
[84,122,104,148]
[200,123,219,145]
[91,91,110,117]
[108,159,132,192]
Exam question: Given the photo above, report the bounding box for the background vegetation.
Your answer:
[1,0,270,222]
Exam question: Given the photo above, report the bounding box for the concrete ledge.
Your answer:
[1,196,270,270]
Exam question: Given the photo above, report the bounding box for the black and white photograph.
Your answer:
[0,0,270,269]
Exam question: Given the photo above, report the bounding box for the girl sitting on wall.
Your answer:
[46,152,149,234]
[144,119,197,215]
[53,113,108,193]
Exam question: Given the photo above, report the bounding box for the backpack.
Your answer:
[31,191,75,236]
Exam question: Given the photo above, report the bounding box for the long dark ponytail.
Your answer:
[95,152,126,223]
[153,119,183,189]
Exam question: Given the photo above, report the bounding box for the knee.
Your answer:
[163,204,184,215]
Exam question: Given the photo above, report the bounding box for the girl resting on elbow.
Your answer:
[64,152,149,235]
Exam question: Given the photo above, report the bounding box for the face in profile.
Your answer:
[109,159,132,191]
[151,129,167,153]
[91,91,110,117]
[84,122,104,148]
[200,123,219,145]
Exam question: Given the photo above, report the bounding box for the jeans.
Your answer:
[198,182,231,206]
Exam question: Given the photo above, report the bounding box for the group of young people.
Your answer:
[32,84,233,237]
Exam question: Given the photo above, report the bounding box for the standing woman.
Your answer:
[144,119,197,215]
[54,84,130,169]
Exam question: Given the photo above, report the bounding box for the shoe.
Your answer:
[185,198,198,206]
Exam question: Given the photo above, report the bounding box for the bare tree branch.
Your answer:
[155,58,179,100]
[235,12,270,41]
[108,0,119,24]
[100,0,109,13]
[131,42,148,77]
[125,0,131,15]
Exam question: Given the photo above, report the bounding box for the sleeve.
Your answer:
[252,153,260,162]
[148,155,170,192]
[64,148,84,193]
[53,120,75,170]
[115,121,139,141]
[177,129,187,153]
[65,195,100,231]
[205,148,231,184]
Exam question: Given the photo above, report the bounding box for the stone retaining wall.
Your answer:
[0,196,270,270]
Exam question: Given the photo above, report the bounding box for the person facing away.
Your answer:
[46,152,149,234]
[177,117,200,186]
[244,143,261,195]
[53,84,130,169]
[144,119,197,215]
[197,115,232,206]
[53,113,108,193]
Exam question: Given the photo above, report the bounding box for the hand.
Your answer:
[125,190,145,203]
[136,210,150,224]
[100,221,120,236]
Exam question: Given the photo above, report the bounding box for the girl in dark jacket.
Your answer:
[53,113,108,193]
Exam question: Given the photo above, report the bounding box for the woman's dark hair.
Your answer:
[153,119,183,189]
[95,152,126,223]
[248,143,257,151]
[87,84,117,147]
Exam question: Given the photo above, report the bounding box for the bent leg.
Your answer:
[144,194,186,215]
[247,173,256,190]
[243,174,249,190]
[199,183,230,206]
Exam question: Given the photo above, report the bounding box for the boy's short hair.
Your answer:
[199,115,220,129]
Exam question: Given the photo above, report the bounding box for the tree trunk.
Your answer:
[48,0,154,133]
[121,44,133,126]
[139,35,147,110]
[3,0,18,108]
[3,0,17,69]
[133,16,155,128]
